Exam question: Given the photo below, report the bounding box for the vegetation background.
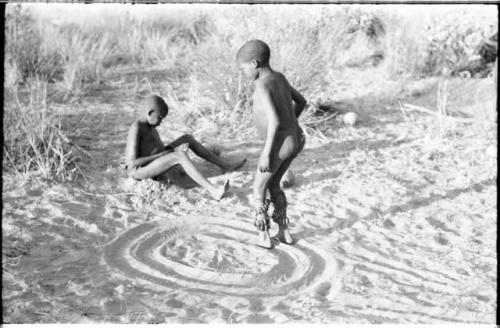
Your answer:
[3,4,497,180]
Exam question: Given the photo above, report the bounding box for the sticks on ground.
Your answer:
[401,103,474,123]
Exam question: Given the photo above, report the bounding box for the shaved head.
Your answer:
[236,39,271,66]
[144,95,168,116]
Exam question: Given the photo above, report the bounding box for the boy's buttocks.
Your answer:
[275,128,303,161]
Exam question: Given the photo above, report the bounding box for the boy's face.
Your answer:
[147,109,167,127]
[238,60,258,79]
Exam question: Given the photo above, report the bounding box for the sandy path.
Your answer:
[2,75,497,323]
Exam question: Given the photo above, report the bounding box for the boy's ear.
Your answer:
[147,109,154,116]
[251,59,259,68]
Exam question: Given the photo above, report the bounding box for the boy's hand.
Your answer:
[175,144,189,152]
[258,154,271,173]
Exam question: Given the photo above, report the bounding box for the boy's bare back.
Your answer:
[253,72,299,135]
[252,71,305,169]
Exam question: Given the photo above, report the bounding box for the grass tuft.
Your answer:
[3,78,84,182]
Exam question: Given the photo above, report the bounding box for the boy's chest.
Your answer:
[141,128,163,147]
[251,93,266,116]
[251,103,268,135]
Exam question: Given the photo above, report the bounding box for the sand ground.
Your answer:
[2,68,497,323]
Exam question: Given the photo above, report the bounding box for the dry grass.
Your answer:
[3,78,84,182]
[3,4,497,180]
[379,7,496,78]
[399,78,496,177]
[49,27,116,96]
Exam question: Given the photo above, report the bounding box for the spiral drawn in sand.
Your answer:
[105,216,338,297]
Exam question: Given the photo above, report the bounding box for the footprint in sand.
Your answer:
[104,215,339,298]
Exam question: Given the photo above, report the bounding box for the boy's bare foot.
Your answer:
[212,179,230,200]
[277,226,294,244]
[256,230,272,249]
[222,158,247,173]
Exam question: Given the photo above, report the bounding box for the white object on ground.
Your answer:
[343,112,358,126]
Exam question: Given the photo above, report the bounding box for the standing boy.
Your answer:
[236,40,306,248]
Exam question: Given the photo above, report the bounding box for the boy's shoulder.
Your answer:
[256,71,287,90]
[129,119,148,132]
[270,70,288,82]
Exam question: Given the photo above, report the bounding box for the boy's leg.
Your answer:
[129,151,228,200]
[268,156,295,244]
[253,170,275,248]
[128,152,182,180]
[167,134,245,172]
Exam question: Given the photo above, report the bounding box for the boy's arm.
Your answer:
[125,122,167,169]
[290,86,307,117]
[255,83,280,172]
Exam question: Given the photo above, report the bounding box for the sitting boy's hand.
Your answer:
[175,143,189,152]
[258,154,271,173]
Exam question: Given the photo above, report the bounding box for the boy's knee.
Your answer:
[173,149,188,161]
[268,182,282,195]
[270,189,286,202]
[182,134,195,143]
[127,169,141,180]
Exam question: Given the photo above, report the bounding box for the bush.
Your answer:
[381,8,497,78]
[345,9,386,41]
[48,25,116,94]
[5,5,63,84]
[3,78,82,181]
[421,12,494,76]
[6,5,497,144]
[176,6,349,136]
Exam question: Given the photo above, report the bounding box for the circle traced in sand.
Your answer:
[105,216,338,297]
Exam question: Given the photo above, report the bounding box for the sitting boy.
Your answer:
[125,95,246,200]
[236,40,307,248]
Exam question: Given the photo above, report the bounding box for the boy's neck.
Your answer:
[256,65,272,80]
[140,118,156,128]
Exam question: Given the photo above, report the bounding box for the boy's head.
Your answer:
[144,95,168,126]
[236,39,270,78]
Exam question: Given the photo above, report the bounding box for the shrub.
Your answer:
[48,25,116,94]
[345,8,386,41]
[5,5,63,84]
[3,78,82,181]
[421,13,493,76]
[381,8,497,78]
[177,6,349,136]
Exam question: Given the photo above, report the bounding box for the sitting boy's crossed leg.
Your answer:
[129,150,228,200]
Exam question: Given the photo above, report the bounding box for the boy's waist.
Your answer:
[277,125,304,137]
[277,125,301,132]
